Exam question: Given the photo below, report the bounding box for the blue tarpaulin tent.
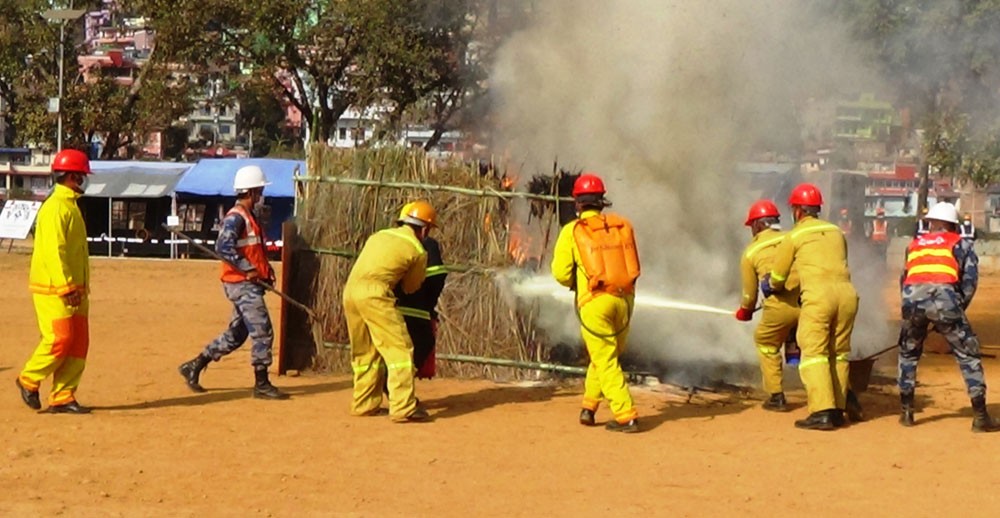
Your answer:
[174,158,303,239]
[174,158,302,197]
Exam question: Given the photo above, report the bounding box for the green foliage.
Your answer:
[836,0,1000,187]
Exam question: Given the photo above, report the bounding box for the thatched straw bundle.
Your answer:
[293,146,562,378]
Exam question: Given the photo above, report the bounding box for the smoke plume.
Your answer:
[490,1,893,385]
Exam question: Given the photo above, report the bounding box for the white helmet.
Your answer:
[233,165,271,193]
[925,202,959,224]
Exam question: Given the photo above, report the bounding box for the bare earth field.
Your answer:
[3,253,1000,517]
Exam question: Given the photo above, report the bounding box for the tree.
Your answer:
[0,0,58,147]
[234,74,287,157]
[131,0,492,144]
[834,0,1000,206]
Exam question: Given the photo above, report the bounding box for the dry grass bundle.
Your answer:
[291,146,562,378]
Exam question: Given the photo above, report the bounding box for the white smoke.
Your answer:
[490,1,892,385]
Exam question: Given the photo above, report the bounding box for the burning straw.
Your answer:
[292,145,567,379]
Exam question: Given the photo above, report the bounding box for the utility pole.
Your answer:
[43,6,86,152]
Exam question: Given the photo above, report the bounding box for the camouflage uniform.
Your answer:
[203,281,274,367]
[898,238,983,398]
[200,211,274,369]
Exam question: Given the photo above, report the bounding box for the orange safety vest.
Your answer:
[903,232,961,285]
[572,213,640,305]
[871,219,888,242]
[220,205,273,283]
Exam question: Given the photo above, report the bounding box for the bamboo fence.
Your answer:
[289,145,572,379]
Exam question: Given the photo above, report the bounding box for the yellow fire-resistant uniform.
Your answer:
[770,216,858,413]
[740,227,800,395]
[343,225,427,420]
[552,209,638,424]
[19,184,91,406]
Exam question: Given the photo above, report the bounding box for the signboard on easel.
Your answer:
[0,200,43,240]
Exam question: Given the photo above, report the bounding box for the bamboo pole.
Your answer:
[294,175,573,203]
[304,247,498,274]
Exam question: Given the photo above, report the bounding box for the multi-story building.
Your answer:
[0,147,54,202]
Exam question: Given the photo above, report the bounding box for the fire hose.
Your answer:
[163,225,318,320]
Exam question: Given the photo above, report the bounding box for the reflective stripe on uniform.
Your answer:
[756,345,780,356]
[379,228,426,254]
[236,236,262,247]
[908,264,959,277]
[907,249,954,260]
[798,356,829,368]
[397,306,432,320]
[770,271,786,282]
[744,235,785,261]
[352,363,376,373]
[789,222,841,238]
[386,360,414,370]
[835,354,849,363]
[426,265,447,277]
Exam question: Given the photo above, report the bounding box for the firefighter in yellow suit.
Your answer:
[736,200,800,412]
[767,183,859,430]
[552,173,641,433]
[343,201,436,422]
[15,149,93,414]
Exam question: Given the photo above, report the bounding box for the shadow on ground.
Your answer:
[93,380,351,411]
[424,384,573,420]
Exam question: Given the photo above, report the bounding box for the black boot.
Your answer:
[794,410,836,431]
[762,392,789,412]
[579,408,596,426]
[846,390,865,422]
[971,396,1000,433]
[605,418,639,433]
[899,392,915,427]
[178,354,210,393]
[253,369,289,400]
[15,379,41,410]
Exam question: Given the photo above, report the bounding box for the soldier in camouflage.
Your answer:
[177,166,288,400]
[897,202,998,432]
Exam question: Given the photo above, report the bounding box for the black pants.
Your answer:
[405,317,436,377]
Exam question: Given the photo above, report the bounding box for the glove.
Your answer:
[734,307,753,322]
[759,273,775,298]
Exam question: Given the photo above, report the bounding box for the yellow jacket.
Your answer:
[740,227,799,310]
[769,216,850,292]
[29,184,90,296]
[345,225,427,296]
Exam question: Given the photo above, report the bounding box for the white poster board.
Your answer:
[0,200,43,240]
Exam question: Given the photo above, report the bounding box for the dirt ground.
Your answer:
[3,254,1000,517]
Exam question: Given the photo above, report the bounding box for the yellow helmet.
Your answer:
[397,200,438,228]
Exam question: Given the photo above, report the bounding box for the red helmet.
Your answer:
[788,183,822,206]
[51,149,91,175]
[744,199,780,226]
[572,173,606,197]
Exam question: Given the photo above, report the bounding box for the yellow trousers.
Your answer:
[343,283,417,420]
[19,294,90,406]
[754,300,799,395]
[580,294,637,424]
[797,282,858,413]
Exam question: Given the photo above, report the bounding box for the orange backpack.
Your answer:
[572,213,641,301]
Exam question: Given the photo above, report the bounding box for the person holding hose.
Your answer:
[736,199,800,412]
[552,173,641,433]
[766,183,859,430]
[15,149,93,414]
[896,202,998,432]
[177,165,288,400]
[344,201,436,422]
